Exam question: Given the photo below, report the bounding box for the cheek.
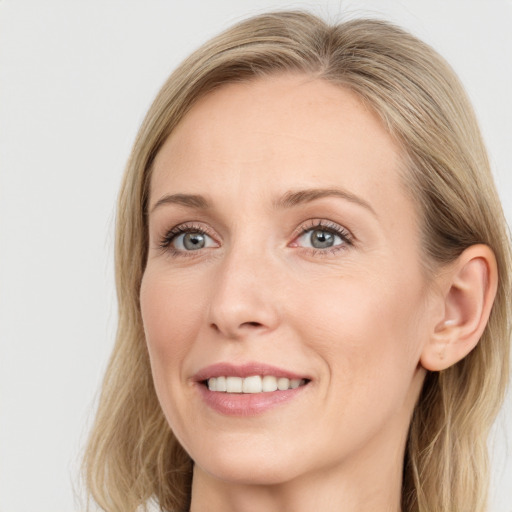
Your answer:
[300,280,427,461]
[298,270,427,403]
[140,266,212,444]
[140,267,205,382]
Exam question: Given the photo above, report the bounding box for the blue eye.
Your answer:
[298,228,341,249]
[293,221,352,252]
[159,220,351,257]
[159,225,218,254]
[173,231,215,251]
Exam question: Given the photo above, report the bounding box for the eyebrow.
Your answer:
[150,193,210,213]
[150,188,376,216]
[273,188,376,216]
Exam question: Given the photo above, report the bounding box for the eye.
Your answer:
[159,224,219,255]
[173,231,215,251]
[299,228,340,249]
[291,220,353,253]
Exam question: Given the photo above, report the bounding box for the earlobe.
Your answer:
[420,245,498,372]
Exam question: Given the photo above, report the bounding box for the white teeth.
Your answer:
[290,379,301,389]
[206,375,307,393]
[216,376,227,392]
[242,375,262,393]
[226,376,243,393]
[277,377,290,390]
[262,375,278,392]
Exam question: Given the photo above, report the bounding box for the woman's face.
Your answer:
[141,75,434,486]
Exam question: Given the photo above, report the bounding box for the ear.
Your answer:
[420,244,498,372]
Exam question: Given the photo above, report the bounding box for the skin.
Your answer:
[140,75,443,512]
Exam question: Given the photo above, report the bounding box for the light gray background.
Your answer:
[1,1,511,511]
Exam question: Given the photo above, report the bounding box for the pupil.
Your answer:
[183,232,205,250]
[311,229,334,249]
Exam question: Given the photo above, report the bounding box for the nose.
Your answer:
[207,246,282,340]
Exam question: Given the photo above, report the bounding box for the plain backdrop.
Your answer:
[0,1,511,511]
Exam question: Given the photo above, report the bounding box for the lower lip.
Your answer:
[196,383,308,416]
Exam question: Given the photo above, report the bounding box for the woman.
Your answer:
[83,11,511,512]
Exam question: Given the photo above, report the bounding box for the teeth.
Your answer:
[262,375,278,392]
[290,379,301,389]
[277,377,290,390]
[242,375,262,393]
[216,376,227,392]
[206,375,307,393]
[226,376,243,393]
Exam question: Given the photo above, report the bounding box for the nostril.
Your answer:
[243,321,263,328]
[209,320,265,338]
[210,321,262,330]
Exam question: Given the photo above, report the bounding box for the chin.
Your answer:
[191,440,306,486]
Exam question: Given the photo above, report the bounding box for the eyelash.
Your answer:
[293,219,354,256]
[158,222,216,257]
[157,219,353,258]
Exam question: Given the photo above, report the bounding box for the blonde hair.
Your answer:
[83,11,511,512]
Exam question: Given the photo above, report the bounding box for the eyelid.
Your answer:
[289,219,354,245]
[158,222,220,252]
[155,218,354,258]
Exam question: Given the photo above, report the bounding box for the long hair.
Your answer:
[83,11,511,512]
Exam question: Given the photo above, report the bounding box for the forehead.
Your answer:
[150,74,416,234]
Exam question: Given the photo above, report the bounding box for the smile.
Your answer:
[194,362,311,415]
[207,375,308,393]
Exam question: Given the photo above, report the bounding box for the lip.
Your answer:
[193,362,311,417]
[193,362,310,382]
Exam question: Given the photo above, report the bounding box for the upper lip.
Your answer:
[193,362,310,382]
